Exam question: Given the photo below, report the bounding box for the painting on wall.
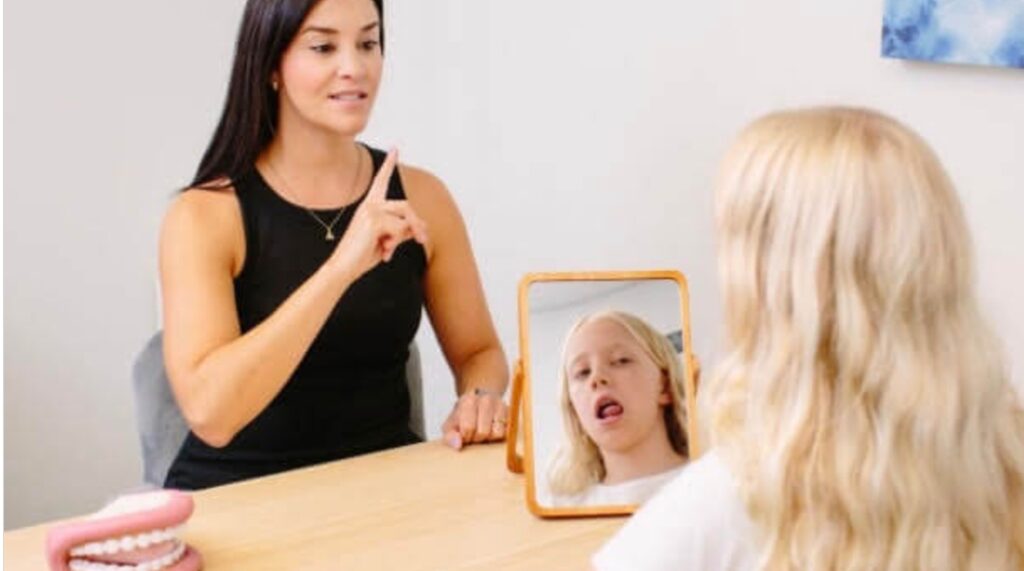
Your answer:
[882,0,1024,69]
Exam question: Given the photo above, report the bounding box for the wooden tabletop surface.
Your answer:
[4,441,626,570]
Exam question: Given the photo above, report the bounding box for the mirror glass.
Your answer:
[524,276,694,516]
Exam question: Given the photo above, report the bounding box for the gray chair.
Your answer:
[131,331,426,487]
[131,332,190,487]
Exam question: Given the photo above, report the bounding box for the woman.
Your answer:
[546,311,688,507]
[594,107,1024,570]
[159,0,508,490]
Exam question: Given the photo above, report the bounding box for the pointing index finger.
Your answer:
[367,147,398,203]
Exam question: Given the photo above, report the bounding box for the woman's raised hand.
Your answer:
[329,148,429,279]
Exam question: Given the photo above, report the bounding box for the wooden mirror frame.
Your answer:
[505,270,700,518]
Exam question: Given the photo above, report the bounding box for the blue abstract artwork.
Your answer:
[882,0,1024,69]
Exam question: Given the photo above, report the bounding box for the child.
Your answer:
[594,107,1024,570]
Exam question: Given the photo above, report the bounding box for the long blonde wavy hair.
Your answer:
[547,310,688,496]
[708,106,1024,570]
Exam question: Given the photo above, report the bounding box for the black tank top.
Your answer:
[165,145,426,490]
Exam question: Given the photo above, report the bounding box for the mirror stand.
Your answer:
[506,359,524,474]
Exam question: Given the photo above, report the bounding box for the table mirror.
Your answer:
[505,271,699,518]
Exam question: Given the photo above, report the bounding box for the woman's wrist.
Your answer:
[457,348,509,397]
[470,386,504,398]
[321,255,359,290]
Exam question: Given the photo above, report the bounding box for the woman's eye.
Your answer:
[572,368,590,381]
[360,40,380,51]
[311,43,336,54]
[614,357,632,365]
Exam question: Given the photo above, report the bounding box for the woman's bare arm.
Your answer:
[402,165,509,448]
[161,151,425,447]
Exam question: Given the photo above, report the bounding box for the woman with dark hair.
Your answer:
[159,0,508,490]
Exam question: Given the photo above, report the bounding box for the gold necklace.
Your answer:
[267,147,364,241]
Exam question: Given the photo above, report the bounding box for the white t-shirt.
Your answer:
[592,450,758,571]
[549,466,685,508]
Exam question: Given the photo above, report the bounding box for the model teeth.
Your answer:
[69,526,184,556]
[68,541,186,571]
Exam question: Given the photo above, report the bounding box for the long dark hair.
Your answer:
[190,0,384,189]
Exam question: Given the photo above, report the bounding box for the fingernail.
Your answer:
[447,435,462,449]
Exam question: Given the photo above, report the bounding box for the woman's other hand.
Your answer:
[442,388,509,450]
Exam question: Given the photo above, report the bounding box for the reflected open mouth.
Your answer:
[594,395,624,424]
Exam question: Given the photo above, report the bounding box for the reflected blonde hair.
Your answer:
[547,310,688,496]
[709,107,1024,570]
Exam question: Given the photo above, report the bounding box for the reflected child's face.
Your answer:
[564,317,671,455]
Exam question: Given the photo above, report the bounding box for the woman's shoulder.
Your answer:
[393,159,466,262]
[169,178,237,210]
[161,180,245,271]
[358,143,447,197]
[165,179,241,226]
[356,142,458,218]
[396,161,452,206]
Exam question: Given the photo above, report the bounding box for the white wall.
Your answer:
[5,0,1023,528]
[4,2,243,528]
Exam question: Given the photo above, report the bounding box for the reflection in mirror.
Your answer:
[527,279,690,513]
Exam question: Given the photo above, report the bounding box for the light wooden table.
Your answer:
[4,441,626,570]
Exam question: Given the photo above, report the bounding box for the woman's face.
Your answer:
[275,0,382,137]
[564,318,671,455]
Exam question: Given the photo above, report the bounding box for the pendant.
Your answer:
[325,228,335,241]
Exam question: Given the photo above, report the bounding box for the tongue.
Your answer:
[601,403,624,419]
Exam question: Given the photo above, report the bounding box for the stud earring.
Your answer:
[271,79,279,91]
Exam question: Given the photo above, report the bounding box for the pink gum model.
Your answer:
[45,490,202,571]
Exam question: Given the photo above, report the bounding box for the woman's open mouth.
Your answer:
[328,90,368,102]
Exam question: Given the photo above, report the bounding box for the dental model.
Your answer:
[45,490,202,571]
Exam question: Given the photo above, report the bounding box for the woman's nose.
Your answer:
[335,48,364,79]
